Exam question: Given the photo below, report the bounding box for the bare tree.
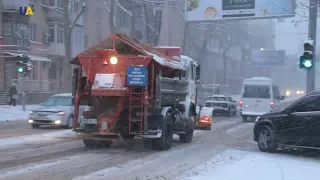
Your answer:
[61,0,86,92]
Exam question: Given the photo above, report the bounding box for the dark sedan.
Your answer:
[253,92,320,152]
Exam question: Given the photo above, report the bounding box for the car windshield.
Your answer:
[243,85,270,99]
[209,97,227,101]
[41,97,72,106]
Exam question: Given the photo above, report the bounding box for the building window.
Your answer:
[57,25,64,43]
[71,2,79,15]
[49,61,57,79]
[96,8,101,22]
[84,35,88,49]
[30,0,36,10]
[56,0,62,8]
[74,30,82,45]
[3,21,12,35]
[83,2,88,19]
[29,23,37,41]
[48,24,55,42]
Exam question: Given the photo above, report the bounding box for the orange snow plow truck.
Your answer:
[70,34,200,150]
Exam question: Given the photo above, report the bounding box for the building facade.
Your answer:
[0,0,84,104]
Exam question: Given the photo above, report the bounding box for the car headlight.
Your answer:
[56,111,64,116]
[29,111,35,115]
[255,116,260,122]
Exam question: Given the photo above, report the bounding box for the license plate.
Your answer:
[35,117,48,120]
[81,118,98,124]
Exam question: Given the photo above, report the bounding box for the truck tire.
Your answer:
[120,131,135,141]
[31,124,40,129]
[83,139,112,148]
[179,119,194,143]
[154,113,174,150]
[242,115,248,122]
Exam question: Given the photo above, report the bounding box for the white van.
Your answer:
[240,77,283,122]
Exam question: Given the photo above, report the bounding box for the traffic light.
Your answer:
[15,54,32,73]
[300,40,314,69]
[16,61,25,73]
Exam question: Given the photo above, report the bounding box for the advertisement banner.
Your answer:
[250,49,285,66]
[186,0,295,21]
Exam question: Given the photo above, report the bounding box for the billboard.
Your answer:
[250,49,285,66]
[186,0,295,21]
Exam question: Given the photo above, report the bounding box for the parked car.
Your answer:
[28,93,78,129]
[253,92,320,152]
[205,95,237,116]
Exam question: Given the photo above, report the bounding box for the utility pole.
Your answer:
[223,45,232,85]
[131,1,136,38]
[110,0,115,34]
[306,0,318,93]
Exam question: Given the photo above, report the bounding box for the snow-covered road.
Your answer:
[178,149,320,180]
[0,96,318,180]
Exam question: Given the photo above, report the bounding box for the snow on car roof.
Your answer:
[53,93,72,97]
[209,95,229,97]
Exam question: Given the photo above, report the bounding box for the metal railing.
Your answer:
[11,79,60,93]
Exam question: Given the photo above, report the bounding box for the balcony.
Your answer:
[3,0,29,11]
[48,42,65,56]
[41,0,64,22]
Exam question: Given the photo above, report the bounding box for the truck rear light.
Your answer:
[270,101,274,108]
[200,116,211,122]
[239,100,243,107]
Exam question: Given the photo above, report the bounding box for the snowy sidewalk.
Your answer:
[0,105,40,121]
[179,149,320,180]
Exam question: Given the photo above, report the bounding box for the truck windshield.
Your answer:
[209,97,227,101]
[243,85,270,99]
[41,97,72,106]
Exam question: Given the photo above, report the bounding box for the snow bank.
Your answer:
[179,149,320,180]
[0,105,39,121]
[0,129,74,149]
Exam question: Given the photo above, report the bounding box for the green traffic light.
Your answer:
[17,67,24,73]
[302,59,313,68]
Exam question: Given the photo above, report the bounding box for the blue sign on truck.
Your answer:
[127,66,147,86]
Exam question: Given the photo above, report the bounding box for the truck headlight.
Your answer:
[110,56,118,64]
[57,111,64,116]
[255,116,260,122]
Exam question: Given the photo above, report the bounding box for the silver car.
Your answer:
[28,93,75,128]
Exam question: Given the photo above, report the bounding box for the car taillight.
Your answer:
[200,116,210,121]
[270,101,274,108]
[239,100,243,107]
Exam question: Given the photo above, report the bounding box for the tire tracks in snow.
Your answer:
[0,115,256,180]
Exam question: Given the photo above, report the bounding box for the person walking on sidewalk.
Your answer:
[8,84,18,106]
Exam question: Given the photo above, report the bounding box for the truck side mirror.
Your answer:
[72,68,79,97]
[196,65,200,80]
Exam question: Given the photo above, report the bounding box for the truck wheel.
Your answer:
[179,119,194,143]
[154,113,174,150]
[179,131,193,143]
[143,138,156,149]
[83,139,96,148]
[120,131,135,141]
[227,108,232,117]
[83,139,112,148]
[31,124,40,129]
[242,115,247,122]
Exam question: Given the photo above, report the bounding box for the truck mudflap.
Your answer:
[140,129,163,138]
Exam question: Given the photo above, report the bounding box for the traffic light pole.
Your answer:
[306,0,318,94]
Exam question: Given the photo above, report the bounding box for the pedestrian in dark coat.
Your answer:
[8,84,18,106]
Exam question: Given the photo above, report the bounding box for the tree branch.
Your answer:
[99,0,110,13]
[69,1,86,30]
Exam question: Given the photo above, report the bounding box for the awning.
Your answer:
[3,52,51,62]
